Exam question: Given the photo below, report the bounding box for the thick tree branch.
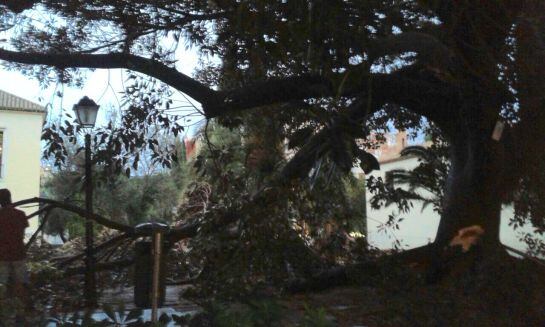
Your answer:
[0,48,341,118]
[166,222,199,243]
[25,204,52,220]
[0,49,217,105]
[25,205,54,250]
[13,197,134,233]
[0,47,458,123]
[207,75,334,117]
[209,64,458,121]
[166,210,240,243]
[12,196,232,254]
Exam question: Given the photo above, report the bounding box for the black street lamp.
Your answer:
[74,96,100,308]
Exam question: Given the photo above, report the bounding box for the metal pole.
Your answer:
[362,179,368,248]
[151,230,162,322]
[84,133,97,308]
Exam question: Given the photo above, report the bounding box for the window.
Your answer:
[385,169,406,188]
[0,130,3,178]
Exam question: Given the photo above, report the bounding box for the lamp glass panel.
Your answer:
[75,106,99,127]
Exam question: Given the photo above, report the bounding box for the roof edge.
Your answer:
[0,90,45,112]
[0,107,46,114]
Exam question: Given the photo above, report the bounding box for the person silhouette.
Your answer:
[0,188,28,302]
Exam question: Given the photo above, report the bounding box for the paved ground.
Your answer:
[100,284,199,312]
[40,285,200,326]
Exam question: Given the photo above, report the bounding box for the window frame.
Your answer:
[385,169,406,189]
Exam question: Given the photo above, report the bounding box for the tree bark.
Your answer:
[435,125,507,249]
[428,119,509,282]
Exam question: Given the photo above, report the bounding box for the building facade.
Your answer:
[0,90,45,233]
[361,131,540,252]
[352,131,440,250]
[365,154,440,250]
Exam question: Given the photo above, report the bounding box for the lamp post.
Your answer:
[74,96,100,308]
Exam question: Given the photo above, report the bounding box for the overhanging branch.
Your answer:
[0,41,459,126]
[0,49,217,105]
[207,75,334,117]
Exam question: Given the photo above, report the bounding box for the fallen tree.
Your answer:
[3,1,545,283]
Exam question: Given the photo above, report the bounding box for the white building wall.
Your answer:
[364,157,542,252]
[0,109,44,233]
[365,157,440,250]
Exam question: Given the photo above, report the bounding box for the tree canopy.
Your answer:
[1,1,545,250]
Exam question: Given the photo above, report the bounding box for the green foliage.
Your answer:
[47,310,97,327]
[100,303,144,326]
[301,305,335,327]
[176,119,368,299]
[207,299,283,327]
[343,176,368,234]
[367,128,449,215]
[42,159,188,239]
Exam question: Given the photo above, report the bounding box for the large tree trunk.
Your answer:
[429,120,509,281]
[435,131,504,249]
[428,1,516,254]
[423,1,523,282]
